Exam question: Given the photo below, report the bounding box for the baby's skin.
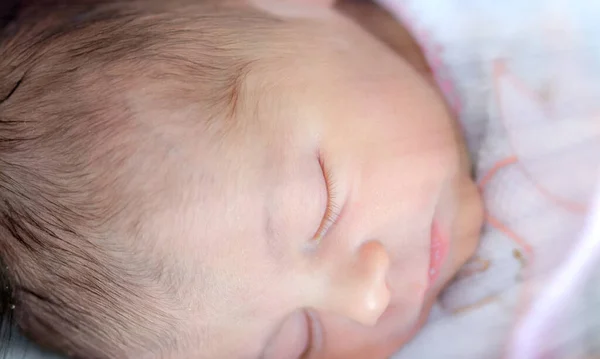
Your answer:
[163,1,484,357]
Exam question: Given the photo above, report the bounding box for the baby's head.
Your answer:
[0,0,483,358]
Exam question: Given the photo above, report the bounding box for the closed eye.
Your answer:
[314,155,342,242]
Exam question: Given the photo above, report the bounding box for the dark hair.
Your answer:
[0,1,196,355]
[1,2,20,356]
[0,1,284,357]
[1,259,15,359]
[0,1,190,357]
[0,0,19,30]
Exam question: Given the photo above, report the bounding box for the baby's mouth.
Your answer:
[428,220,449,286]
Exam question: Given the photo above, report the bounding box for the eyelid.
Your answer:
[314,155,342,242]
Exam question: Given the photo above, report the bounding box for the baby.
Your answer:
[0,0,483,358]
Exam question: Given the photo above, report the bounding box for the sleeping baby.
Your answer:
[0,0,482,358]
[2,0,598,358]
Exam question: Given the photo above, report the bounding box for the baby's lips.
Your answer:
[428,220,449,286]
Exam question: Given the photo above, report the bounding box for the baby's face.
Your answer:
[142,2,482,358]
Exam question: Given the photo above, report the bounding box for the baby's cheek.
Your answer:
[450,182,483,271]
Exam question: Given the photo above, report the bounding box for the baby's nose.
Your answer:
[312,240,391,326]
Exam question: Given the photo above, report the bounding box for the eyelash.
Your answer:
[315,156,342,242]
